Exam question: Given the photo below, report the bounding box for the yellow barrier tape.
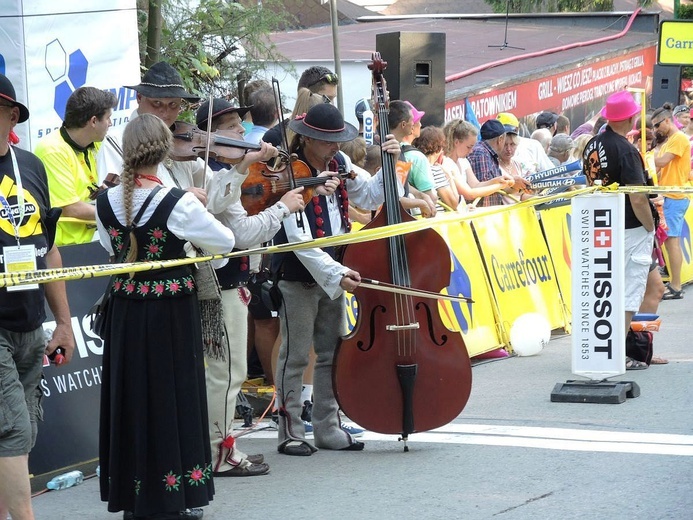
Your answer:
[6,183,682,287]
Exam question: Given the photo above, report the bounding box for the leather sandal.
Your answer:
[626,356,648,370]
[213,462,269,477]
[662,283,684,300]
[278,441,316,456]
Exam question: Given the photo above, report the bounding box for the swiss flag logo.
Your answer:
[594,229,612,248]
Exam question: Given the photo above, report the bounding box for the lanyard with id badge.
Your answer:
[1,146,38,292]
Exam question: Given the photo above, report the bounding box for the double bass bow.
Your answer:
[333,53,473,452]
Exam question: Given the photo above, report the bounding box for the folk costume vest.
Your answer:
[97,188,194,298]
[272,152,350,283]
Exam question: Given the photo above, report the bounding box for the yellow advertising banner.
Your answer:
[538,204,573,319]
[661,203,693,285]
[345,218,503,357]
[657,20,693,66]
[472,206,567,337]
[434,220,504,357]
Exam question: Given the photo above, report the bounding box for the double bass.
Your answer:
[332,54,473,451]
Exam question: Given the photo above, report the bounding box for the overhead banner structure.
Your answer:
[570,193,625,380]
[0,0,140,149]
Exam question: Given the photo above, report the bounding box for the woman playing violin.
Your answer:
[271,103,402,457]
[195,98,304,478]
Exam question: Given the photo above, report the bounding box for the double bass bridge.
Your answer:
[386,322,420,331]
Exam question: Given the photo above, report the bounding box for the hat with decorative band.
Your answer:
[0,74,30,123]
[196,99,252,130]
[289,103,358,143]
[125,62,200,101]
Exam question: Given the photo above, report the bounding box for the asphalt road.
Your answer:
[31,294,692,520]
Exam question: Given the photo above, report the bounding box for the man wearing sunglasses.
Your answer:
[298,66,339,104]
[652,105,692,300]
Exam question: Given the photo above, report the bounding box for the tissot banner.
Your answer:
[571,193,625,380]
[0,0,140,149]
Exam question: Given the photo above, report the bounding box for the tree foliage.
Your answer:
[484,0,654,12]
[137,0,295,101]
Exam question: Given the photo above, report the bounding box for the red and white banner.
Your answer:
[445,45,657,123]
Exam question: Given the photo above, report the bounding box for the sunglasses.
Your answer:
[308,73,339,88]
[652,120,665,129]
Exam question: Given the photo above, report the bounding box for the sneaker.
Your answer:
[303,420,314,436]
[341,422,364,437]
[268,413,279,430]
[301,400,313,422]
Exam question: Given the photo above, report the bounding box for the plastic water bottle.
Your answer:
[46,470,84,490]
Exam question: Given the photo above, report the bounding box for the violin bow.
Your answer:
[201,93,214,191]
[358,277,474,304]
[272,77,304,230]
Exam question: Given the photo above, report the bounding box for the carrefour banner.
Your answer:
[435,221,503,356]
[539,204,573,318]
[345,219,503,357]
[472,206,566,336]
[571,193,625,380]
[0,0,140,149]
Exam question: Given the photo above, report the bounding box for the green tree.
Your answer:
[485,0,654,12]
[137,0,295,102]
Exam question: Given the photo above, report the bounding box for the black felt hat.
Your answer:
[289,103,358,143]
[125,62,200,101]
[0,74,29,123]
[196,98,252,130]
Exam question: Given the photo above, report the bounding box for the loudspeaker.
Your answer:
[651,64,681,109]
[376,32,446,127]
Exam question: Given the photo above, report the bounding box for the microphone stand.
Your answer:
[488,0,524,51]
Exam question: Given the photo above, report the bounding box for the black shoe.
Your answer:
[124,509,203,520]
[300,400,313,422]
[340,441,365,451]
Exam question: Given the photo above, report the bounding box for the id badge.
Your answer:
[3,244,38,292]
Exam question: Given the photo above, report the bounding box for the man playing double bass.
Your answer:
[271,103,402,456]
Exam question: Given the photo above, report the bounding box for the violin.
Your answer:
[170,120,267,164]
[241,158,355,216]
[88,173,121,200]
[332,53,473,451]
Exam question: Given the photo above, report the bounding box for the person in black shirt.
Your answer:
[0,73,74,520]
[582,91,655,369]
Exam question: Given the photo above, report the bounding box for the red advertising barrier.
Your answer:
[445,45,657,124]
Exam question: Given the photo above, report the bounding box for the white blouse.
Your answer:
[95,185,235,257]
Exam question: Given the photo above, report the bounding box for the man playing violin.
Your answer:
[195,98,304,478]
[271,103,402,456]
[96,61,277,213]
[34,86,117,246]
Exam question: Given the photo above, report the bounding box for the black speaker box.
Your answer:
[376,32,446,128]
[651,64,681,109]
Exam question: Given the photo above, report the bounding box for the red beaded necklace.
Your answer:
[134,174,163,187]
